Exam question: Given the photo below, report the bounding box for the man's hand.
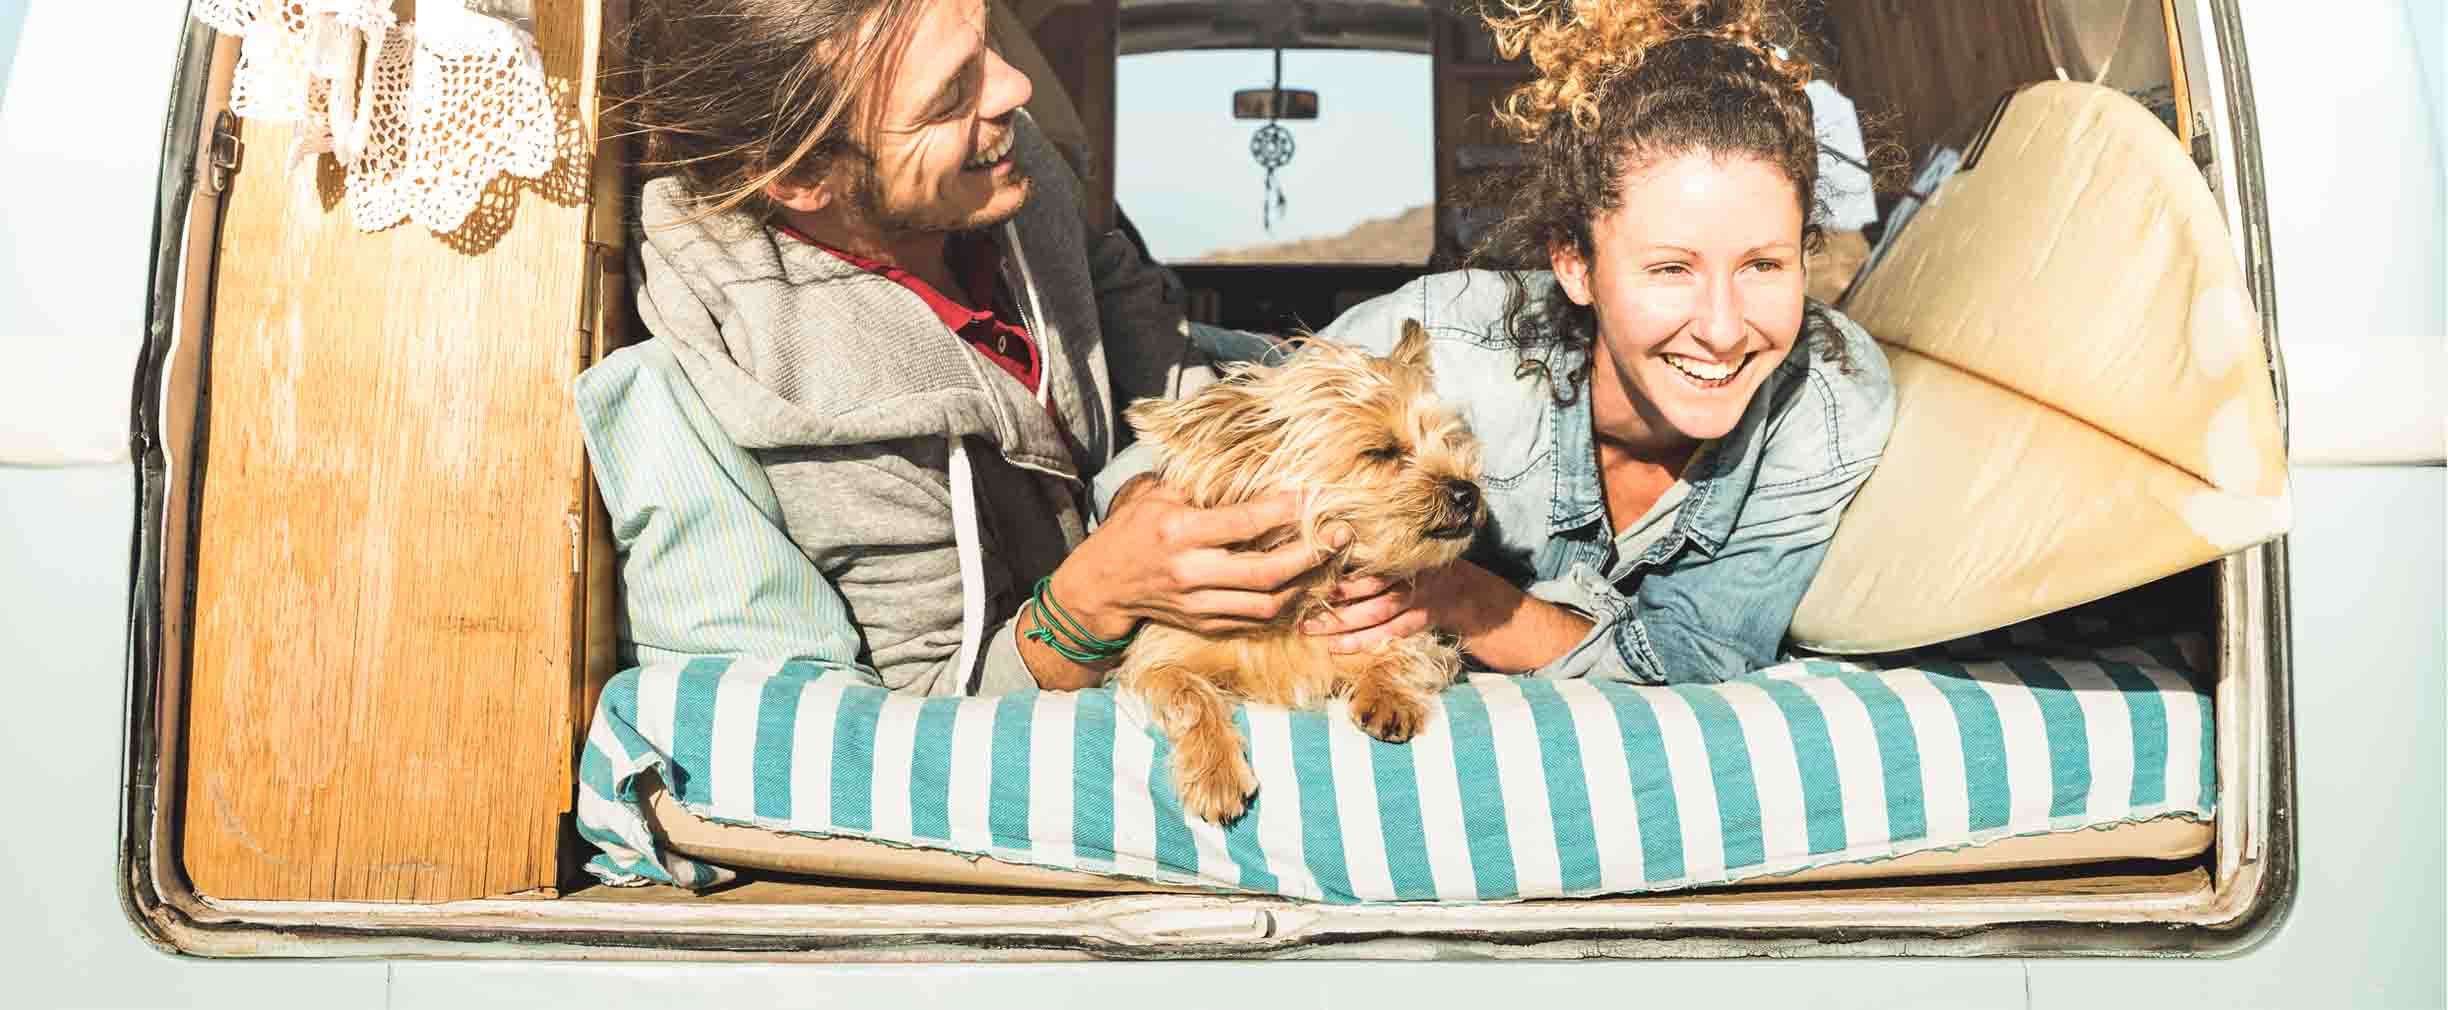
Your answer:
[1054,475,1341,639]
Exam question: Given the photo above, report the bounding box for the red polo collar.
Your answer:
[773,222,1042,396]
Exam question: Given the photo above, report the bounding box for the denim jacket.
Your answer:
[1096,270,1896,684]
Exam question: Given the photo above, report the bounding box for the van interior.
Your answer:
[129,0,2287,958]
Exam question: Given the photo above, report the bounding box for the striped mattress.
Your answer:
[577,621,2214,902]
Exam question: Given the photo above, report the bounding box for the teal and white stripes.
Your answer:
[578,635,2217,902]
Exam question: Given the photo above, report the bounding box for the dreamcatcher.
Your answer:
[1250,48,1295,231]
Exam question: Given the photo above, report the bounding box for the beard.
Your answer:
[844,158,1035,236]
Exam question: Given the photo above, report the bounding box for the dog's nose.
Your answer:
[1442,480,1480,516]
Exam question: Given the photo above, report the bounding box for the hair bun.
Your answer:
[1484,0,1813,138]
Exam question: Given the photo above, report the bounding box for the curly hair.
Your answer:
[616,0,931,223]
[1465,0,1849,398]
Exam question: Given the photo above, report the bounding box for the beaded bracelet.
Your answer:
[1021,575,1136,663]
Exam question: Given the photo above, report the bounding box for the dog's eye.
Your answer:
[1362,445,1404,463]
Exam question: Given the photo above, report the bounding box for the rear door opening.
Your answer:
[122,0,2291,959]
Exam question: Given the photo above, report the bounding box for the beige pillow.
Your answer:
[1791,81,2288,653]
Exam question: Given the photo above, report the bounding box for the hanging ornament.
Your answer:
[1249,48,1296,231]
[1250,122,1295,231]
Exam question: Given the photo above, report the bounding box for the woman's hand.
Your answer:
[1300,574,1435,653]
[1303,561,1594,674]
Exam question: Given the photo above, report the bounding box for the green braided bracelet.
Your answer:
[1023,601,1129,663]
[1022,575,1135,662]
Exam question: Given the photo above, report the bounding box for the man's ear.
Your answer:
[764,168,834,215]
[1550,240,1595,307]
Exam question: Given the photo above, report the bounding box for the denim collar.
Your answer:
[1543,348,1792,562]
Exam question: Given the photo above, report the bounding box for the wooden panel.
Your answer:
[1825,0,2055,180]
[1028,0,1117,234]
[2159,0,2193,146]
[183,0,603,902]
[1432,11,1533,260]
[990,2,1088,186]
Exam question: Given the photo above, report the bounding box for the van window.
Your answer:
[1116,48,1433,265]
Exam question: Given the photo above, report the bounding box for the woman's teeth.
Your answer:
[963,133,1014,169]
[1665,352,1745,386]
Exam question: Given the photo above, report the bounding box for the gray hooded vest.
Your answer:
[631,115,1199,696]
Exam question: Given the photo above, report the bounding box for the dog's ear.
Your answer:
[1123,380,1286,506]
[1124,379,1269,456]
[1122,397,1189,453]
[1391,318,1434,376]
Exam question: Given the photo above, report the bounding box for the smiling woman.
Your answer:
[1552,153,1810,470]
[1260,0,1900,687]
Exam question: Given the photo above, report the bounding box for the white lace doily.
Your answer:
[195,0,557,235]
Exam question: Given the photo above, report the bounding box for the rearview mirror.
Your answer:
[1232,87,1319,120]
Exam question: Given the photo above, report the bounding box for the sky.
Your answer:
[1115,49,1435,261]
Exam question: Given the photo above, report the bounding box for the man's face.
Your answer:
[839,0,1037,234]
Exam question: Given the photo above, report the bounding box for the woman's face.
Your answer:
[1553,150,1807,450]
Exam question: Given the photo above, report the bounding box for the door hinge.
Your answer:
[567,510,584,576]
[575,240,617,352]
[203,110,240,196]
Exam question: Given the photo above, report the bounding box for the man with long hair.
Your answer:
[612,0,1326,696]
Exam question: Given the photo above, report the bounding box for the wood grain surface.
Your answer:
[1030,0,1118,235]
[1825,0,2056,179]
[183,0,603,902]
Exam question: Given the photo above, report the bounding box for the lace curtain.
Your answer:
[193,1,557,235]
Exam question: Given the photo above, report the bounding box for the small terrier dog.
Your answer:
[1117,320,1486,824]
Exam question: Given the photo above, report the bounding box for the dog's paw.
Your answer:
[1349,681,1431,743]
[1173,741,1258,825]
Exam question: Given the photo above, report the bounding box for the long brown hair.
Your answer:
[617,0,932,222]
[1465,0,1849,397]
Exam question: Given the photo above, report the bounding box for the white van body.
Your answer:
[0,0,2437,1005]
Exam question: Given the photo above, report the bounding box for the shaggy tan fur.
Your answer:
[1118,320,1485,824]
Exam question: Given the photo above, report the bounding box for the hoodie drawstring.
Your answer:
[946,434,989,694]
